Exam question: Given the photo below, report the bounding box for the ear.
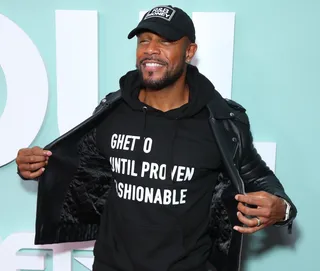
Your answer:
[185,43,198,63]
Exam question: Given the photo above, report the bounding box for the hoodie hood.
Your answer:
[119,64,218,118]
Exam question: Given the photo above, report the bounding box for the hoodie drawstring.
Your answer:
[136,106,148,172]
[138,106,180,183]
[142,106,148,136]
[167,118,179,182]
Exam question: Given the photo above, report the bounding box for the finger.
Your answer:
[241,191,269,197]
[236,212,268,227]
[237,202,267,217]
[17,148,34,156]
[31,147,52,156]
[17,155,48,164]
[233,223,267,234]
[17,147,51,157]
[235,194,268,207]
[44,150,52,156]
[20,168,45,179]
[18,161,47,171]
[237,212,258,227]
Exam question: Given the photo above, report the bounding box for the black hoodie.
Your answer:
[94,65,222,271]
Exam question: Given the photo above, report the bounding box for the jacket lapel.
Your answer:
[206,98,245,194]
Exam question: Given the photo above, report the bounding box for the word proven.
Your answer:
[109,157,195,182]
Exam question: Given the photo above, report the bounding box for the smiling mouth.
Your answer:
[141,58,167,66]
[144,62,164,67]
[141,61,166,72]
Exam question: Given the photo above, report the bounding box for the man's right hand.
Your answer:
[16,147,52,179]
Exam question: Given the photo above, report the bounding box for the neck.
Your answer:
[139,73,189,112]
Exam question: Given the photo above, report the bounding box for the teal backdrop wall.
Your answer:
[0,0,317,270]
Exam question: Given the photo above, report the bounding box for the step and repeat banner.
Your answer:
[0,0,316,270]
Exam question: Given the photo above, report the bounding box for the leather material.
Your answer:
[33,90,297,271]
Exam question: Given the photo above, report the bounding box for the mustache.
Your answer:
[139,57,167,66]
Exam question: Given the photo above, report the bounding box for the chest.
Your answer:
[96,111,221,174]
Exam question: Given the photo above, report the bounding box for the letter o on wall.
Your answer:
[0,14,49,166]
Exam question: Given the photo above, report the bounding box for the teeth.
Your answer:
[145,62,162,67]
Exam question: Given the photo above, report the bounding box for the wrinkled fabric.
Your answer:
[61,128,112,224]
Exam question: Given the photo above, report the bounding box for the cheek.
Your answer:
[170,55,185,69]
[162,52,175,66]
[136,48,144,62]
[165,48,185,68]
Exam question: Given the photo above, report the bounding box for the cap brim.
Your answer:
[127,21,184,41]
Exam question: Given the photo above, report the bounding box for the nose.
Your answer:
[145,40,160,55]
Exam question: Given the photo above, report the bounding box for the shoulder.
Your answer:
[224,98,246,112]
[93,89,122,115]
[224,98,249,125]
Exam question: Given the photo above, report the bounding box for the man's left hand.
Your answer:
[233,191,286,234]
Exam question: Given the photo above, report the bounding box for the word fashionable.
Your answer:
[114,180,187,205]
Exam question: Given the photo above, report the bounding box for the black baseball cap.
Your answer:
[128,5,196,42]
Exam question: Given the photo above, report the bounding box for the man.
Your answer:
[16,5,297,271]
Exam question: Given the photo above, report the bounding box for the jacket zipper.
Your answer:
[237,234,243,271]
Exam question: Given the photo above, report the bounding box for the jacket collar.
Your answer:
[207,91,240,120]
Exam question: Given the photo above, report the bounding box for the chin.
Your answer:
[143,73,164,82]
[142,79,166,90]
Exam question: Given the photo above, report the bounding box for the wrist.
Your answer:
[280,198,291,221]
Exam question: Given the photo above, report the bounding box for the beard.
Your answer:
[136,56,186,90]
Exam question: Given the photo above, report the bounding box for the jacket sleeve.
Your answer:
[237,114,297,229]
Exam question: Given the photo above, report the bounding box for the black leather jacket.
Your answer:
[32,90,297,271]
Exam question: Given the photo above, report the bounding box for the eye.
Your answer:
[139,39,149,44]
[160,39,171,45]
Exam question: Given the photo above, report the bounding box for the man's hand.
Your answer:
[16,147,52,179]
[233,191,286,234]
